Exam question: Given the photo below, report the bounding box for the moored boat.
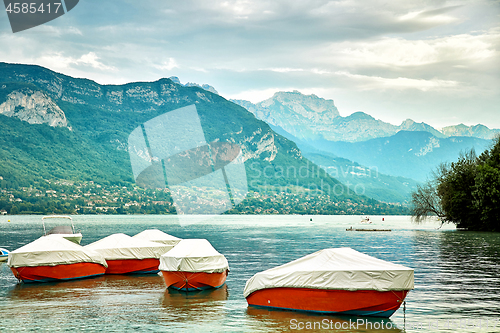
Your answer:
[133,229,182,246]
[8,235,107,283]
[244,248,413,318]
[84,233,174,274]
[42,216,82,244]
[0,247,9,262]
[159,239,229,291]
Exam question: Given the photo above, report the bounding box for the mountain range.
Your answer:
[304,131,491,182]
[0,62,402,215]
[0,63,297,187]
[1,62,493,208]
[234,91,494,184]
[232,91,499,142]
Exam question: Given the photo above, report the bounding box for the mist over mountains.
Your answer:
[232,91,499,143]
[232,90,496,199]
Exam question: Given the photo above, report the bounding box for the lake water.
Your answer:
[0,215,499,332]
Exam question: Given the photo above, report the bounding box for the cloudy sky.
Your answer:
[1,0,499,128]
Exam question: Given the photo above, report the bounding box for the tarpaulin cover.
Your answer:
[8,235,107,268]
[243,247,414,297]
[84,233,173,260]
[159,239,229,273]
[133,229,181,246]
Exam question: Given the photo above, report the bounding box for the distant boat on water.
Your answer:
[360,216,372,224]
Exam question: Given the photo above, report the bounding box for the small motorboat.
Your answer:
[159,239,229,291]
[84,233,174,274]
[360,216,372,224]
[42,216,82,244]
[133,229,182,246]
[244,248,413,318]
[0,247,9,262]
[8,235,107,283]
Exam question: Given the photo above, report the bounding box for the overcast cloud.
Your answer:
[0,0,499,128]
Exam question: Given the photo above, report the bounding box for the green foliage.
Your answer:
[437,150,478,227]
[0,115,132,185]
[0,62,404,215]
[0,82,42,103]
[412,136,500,231]
[472,145,500,231]
[227,191,407,215]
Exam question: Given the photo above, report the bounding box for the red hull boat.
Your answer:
[161,270,228,291]
[105,258,161,274]
[246,287,409,318]
[159,239,229,292]
[8,235,108,283]
[10,262,106,283]
[133,229,181,246]
[84,233,173,275]
[244,248,414,318]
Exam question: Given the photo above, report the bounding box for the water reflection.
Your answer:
[98,273,165,289]
[1,216,499,333]
[9,274,165,300]
[8,275,107,300]
[404,230,500,332]
[3,274,167,332]
[160,284,229,318]
[246,307,404,332]
[5,276,107,332]
[436,231,500,317]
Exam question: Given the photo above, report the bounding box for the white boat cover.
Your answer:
[8,235,107,268]
[243,248,414,297]
[132,229,181,246]
[84,233,173,260]
[159,239,229,273]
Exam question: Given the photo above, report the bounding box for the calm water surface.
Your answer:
[0,215,499,332]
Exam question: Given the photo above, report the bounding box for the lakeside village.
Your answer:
[0,177,407,216]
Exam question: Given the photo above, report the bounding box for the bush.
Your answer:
[411,136,500,231]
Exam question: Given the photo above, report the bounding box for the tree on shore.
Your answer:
[411,136,500,232]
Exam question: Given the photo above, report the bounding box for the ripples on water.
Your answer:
[0,215,498,332]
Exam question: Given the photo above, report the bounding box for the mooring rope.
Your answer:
[403,300,406,330]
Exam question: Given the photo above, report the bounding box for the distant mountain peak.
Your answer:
[441,123,499,139]
[344,111,374,121]
[234,90,341,141]
[269,90,331,107]
[168,76,181,84]
[274,90,317,98]
[168,76,219,95]
[400,119,415,126]
[398,118,445,138]
[232,90,500,142]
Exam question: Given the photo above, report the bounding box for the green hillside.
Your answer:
[0,63,407,215]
